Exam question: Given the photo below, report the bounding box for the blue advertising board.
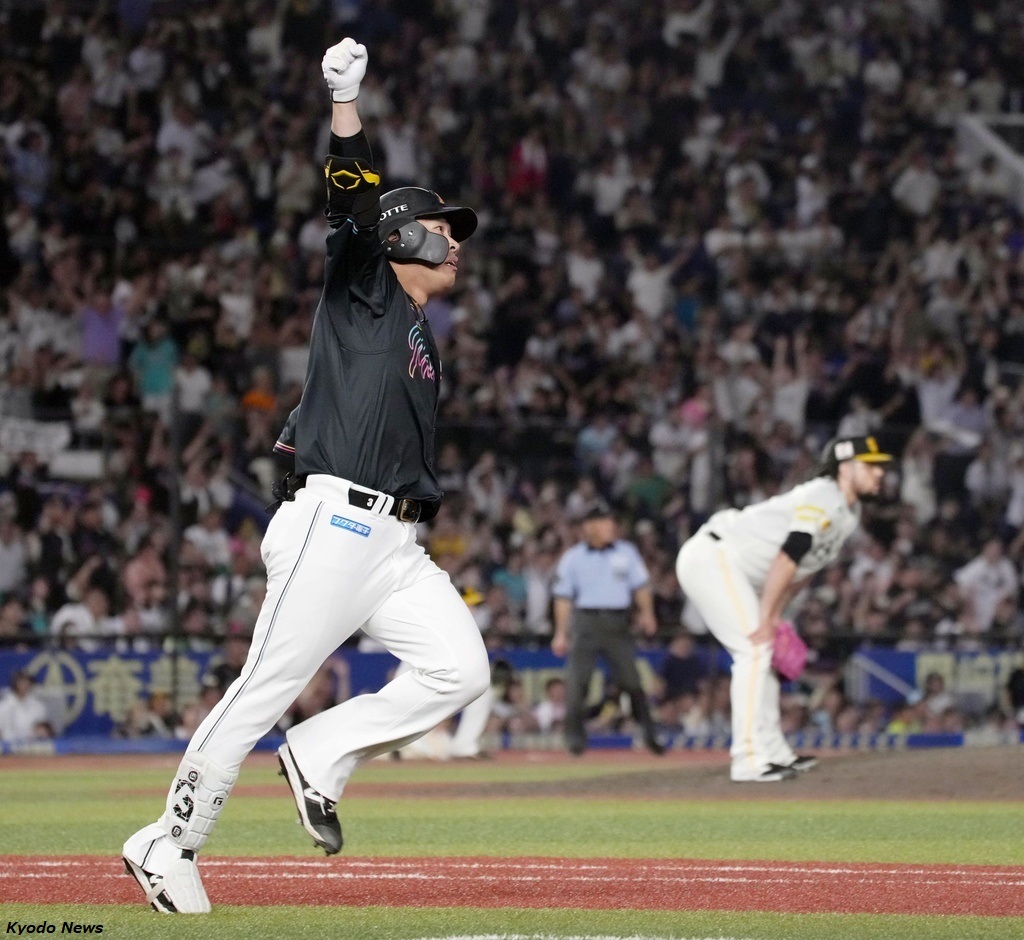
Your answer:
[2,644,1020,740]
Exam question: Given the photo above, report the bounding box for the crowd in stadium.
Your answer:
[2,0,1024,743]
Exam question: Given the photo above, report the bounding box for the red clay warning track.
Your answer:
[3,855,1023,916]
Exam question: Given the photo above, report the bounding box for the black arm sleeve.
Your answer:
[324,131,380,229]
[780,531,813,564]
[329,130,373,163]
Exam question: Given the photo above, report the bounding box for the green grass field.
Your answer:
[2,751,1023,939]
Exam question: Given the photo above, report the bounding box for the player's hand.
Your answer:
[551,632,569,658]
[322,38,367,102]
[748,619,778,646]
[636,611,657,636]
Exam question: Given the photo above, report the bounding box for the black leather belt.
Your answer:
[268,473,434,523]
[348,487,430,523]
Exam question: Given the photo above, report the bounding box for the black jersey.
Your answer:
[294,220,443,505]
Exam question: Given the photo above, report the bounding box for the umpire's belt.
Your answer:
[305,474,436,523]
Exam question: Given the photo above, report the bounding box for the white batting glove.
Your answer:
[322,38,368,103]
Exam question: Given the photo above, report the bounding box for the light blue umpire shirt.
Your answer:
[552,540,650,610]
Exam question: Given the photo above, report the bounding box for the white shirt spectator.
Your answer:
[298,214,330,256]
[0,684,49,744]
[772,377,809,435]
[892,160,941,218]
[955,547,1018,633]
[863,53,903,96]
[1004,463,1024,530]
[649,413,699,483]
[0,521,28,594]
[663,0,714,45]
[452,0,491,43]
[156,109,211,169]
[175,360,213,415]
[915,370,960,425]
[184,521,232,570]
[51,601,119,647]
[533,695,567,733]
[591,160,635,218]
[378,118,422,183]
[965,450,1009,507]
[565,244,605,304]
[127,41,165,92]
[967,159,1012,201]
[626,258,673,320]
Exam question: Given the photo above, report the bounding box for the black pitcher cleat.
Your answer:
[277,742,343,855]
[787,754,819,772]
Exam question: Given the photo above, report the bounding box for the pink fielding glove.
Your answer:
[771,620,808,680]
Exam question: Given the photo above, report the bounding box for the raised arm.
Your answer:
[320,39,380,230]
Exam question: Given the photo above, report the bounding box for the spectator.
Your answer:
[487,676,540,736]
[0,514,28,596]
[0,670,49,745]
[533,676,568,734]
[117,692,176,739]
[954,538,1018,634]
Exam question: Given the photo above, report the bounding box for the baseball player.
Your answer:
[122,39,490,913]
[675,436,893,782]
[276,410,495,761]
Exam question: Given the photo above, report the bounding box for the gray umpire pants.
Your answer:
[564,608,656,751]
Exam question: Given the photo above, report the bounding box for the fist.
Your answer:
[322,38,367,103]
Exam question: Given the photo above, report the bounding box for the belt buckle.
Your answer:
[396,498,421,523]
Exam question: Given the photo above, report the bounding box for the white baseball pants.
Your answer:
[189,474,491,800]
[675,531,796,780]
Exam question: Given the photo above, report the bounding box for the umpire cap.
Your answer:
[818,435,894,477]
[583,499,615,521]
[378,187,477,265]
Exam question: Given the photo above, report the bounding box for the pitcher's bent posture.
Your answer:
[676,436,892,782]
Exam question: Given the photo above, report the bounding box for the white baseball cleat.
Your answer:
[122,825,211,913]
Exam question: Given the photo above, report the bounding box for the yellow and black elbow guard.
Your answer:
[324,156,381,228]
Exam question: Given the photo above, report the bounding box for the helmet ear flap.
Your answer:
[382,220,450,265]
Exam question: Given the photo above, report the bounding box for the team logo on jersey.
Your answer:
[330,515,372,537]
[408,323,437,381]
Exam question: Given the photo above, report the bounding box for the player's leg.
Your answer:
[563,620,600,754]
[124,491,404,907]
[599,622,663,753]
[762,668,798,767]
[285,536,490,799]
[450,680,495,758]
[676,535,787,781]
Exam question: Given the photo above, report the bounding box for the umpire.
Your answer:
[552,500,665,756]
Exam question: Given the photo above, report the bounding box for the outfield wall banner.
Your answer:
[846,648,1024,709]
[0,645,1020,737]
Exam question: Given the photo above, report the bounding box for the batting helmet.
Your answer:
[817,435,894,477]
[378,187,477,265]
